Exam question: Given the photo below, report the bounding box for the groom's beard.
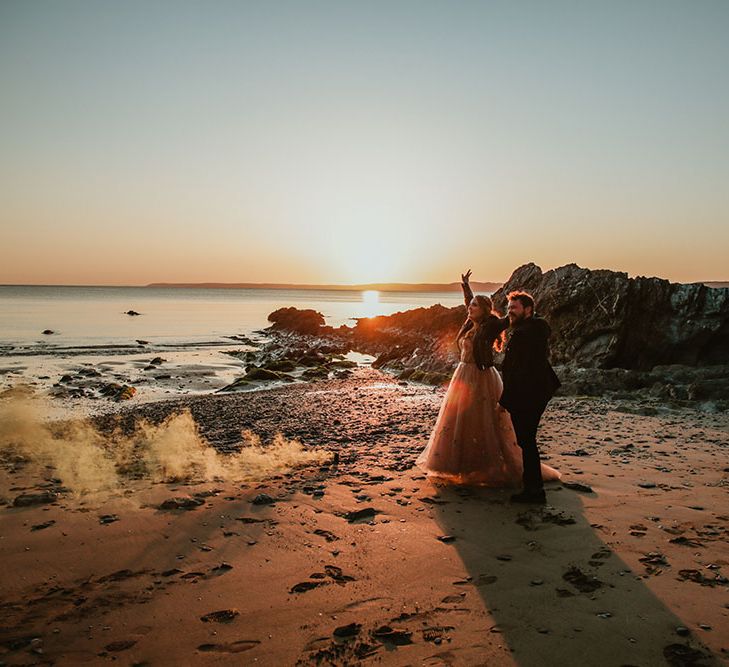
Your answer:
[509,313,525,326]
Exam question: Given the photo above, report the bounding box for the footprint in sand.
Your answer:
[200,609,239,623]
[197,640,260,653]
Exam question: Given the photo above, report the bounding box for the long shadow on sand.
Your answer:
[424,481,719,667]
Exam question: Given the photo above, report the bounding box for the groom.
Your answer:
[499,291,561,504]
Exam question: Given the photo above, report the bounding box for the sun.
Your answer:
[356,290,382,319]
[362,290,379,305]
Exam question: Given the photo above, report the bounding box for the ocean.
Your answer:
[0,285,465,353]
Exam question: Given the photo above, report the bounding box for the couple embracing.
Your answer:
[415,270,562,503]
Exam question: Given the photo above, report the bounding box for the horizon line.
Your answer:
[2,278,729,290]
[0,280,503,292]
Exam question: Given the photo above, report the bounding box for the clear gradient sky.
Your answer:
[1,0,728,285]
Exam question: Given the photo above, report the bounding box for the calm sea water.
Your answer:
[0,285,465,351]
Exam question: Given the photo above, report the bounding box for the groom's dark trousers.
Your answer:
[498,314,561,493]
[509,406,547,491]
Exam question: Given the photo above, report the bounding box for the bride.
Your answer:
[415,270,561,487]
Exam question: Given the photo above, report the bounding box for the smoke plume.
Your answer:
[0,388,332,496]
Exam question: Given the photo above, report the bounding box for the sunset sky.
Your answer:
[1,1,728,286]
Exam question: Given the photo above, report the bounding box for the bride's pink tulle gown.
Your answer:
[415,328,561,487]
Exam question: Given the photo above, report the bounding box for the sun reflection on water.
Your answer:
[359,290,382,318]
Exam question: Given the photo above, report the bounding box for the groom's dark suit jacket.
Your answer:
[462,281,560,413]
[499,314,561,414]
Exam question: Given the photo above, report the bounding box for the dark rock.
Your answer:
[562,566,603,593]
[639,552,669,575]
[687,377,729,401]
[371,625,413,645]
[562,481,594,493]
[268,307,326,335]
[216,376,250,391]
[97,568,136,582]
[30,520,56,531]
[323,564,354,583]
[245,367,294,382]
[161,568,184,577]
[13,490,58,507]
[104,639,137,652]
[262,359,297,372]
[329,359,357,369]
[677,569,728,586]
[297,351,330,367]
[218,367,294,391]
[639,552,668,564]
[197,640,260,653]
[313,529,339,542]
[42,329,54,335]
[419,495,449,505]
[158,496,205,510]
[290,580,327,593]
[77,367,102,377]
[0,636,38,651]
[669,536,704,548]
[333,622,361,638]
[200,609,239,623]
[662,643,711,666]
[422,625,455,643]
[342,507,378,523]
[125,310,141,316]
[99,382,136,401]
[208,562,233,575]
[565,448,592,457]
[251,493,275,505]
[491,262,729,369]
[301,366,330,380]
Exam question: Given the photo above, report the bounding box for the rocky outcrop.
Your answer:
[351,304,466,379]
[217,330,358,392]
[267,307,329,335]
[492,263,729,370]
[555,363,729,410]
[259,263,728,404]
[263,302,468,381]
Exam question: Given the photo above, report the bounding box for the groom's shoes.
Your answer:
[510,489,547,504]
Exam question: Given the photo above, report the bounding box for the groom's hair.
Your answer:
[507,291,535,311]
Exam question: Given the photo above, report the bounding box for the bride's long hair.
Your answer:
[456,294,505,353]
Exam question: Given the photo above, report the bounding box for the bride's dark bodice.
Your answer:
[460,281,508,370]
[458,315,506,368]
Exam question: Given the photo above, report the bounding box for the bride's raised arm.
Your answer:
[461,269,474,308]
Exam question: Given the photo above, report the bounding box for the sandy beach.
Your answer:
[4,0,729,663]
[1,366,727,666]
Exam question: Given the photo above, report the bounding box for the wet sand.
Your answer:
[1,367,727,665]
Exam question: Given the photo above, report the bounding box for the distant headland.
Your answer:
[144,281,504,292]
